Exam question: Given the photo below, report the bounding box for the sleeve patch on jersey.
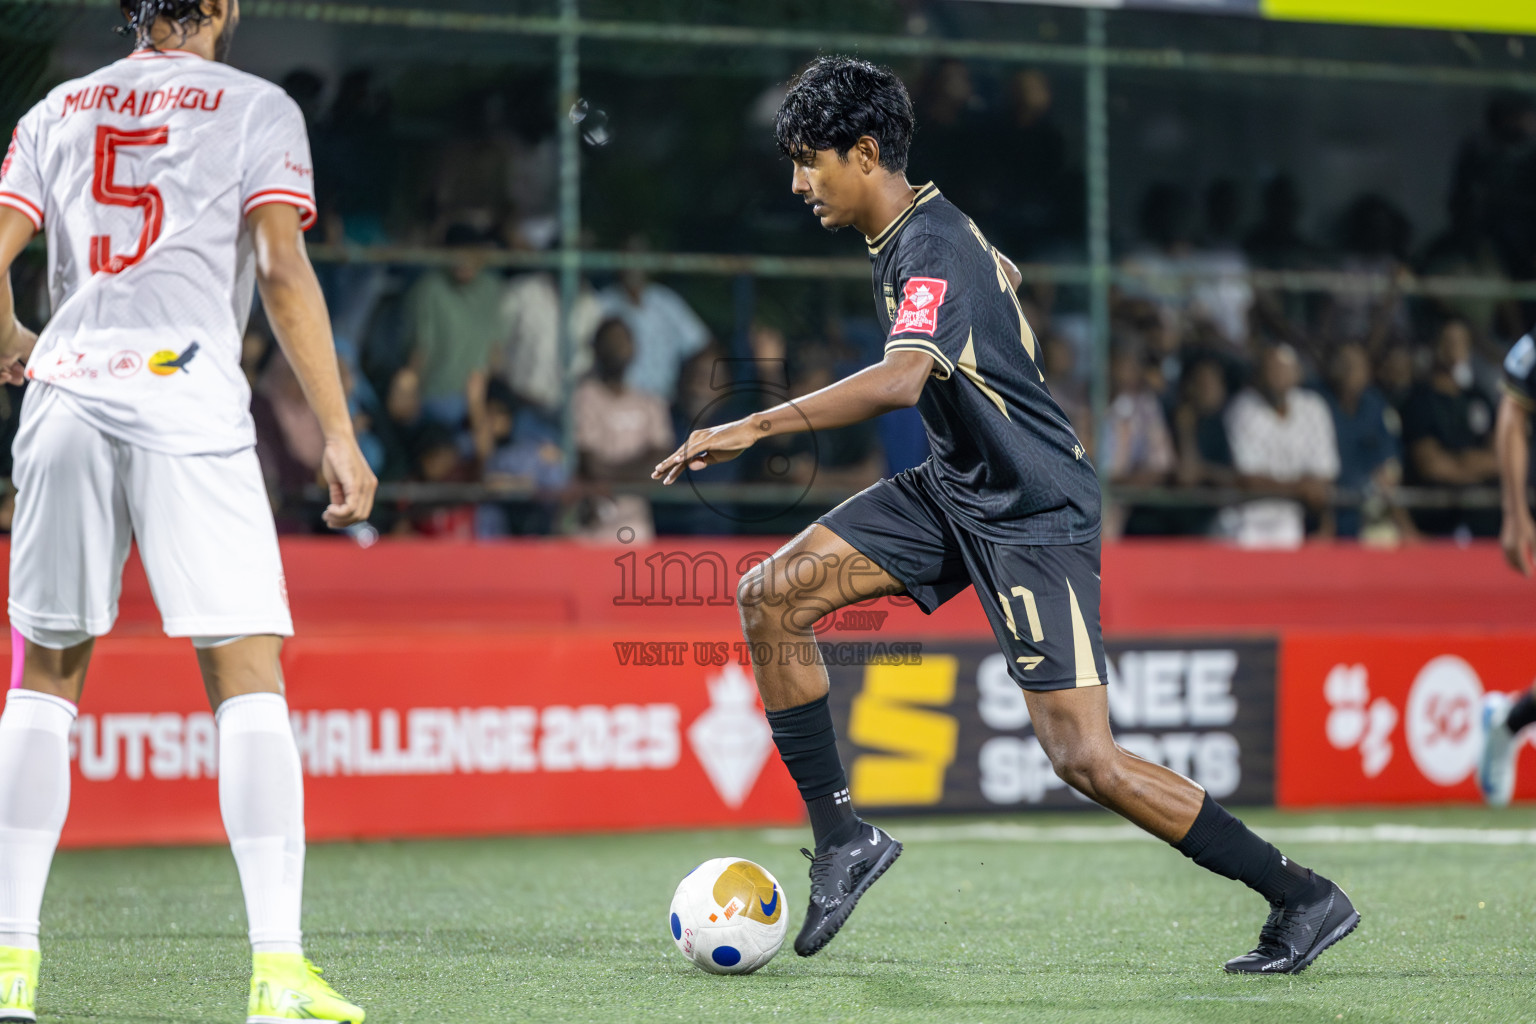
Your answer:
[891,277,949,337]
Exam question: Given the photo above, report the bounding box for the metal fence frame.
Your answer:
[13,0,1536,516]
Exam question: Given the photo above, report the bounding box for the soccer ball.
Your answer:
[668,857,788,974]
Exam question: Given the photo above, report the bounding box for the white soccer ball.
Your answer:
[668,857,788,974]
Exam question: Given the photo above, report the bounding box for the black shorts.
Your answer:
[818,464,1107,692]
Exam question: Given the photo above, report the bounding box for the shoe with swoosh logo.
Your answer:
[0,946,38,1023]
[1223,872,1359,975]
[793,821,903,957]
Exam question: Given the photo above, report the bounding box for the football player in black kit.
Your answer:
[653,56,1358,972]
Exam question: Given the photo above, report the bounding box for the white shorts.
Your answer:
[8,386,293,646]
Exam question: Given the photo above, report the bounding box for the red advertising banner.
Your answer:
[1277,633,1536,806]
[51,631,803,848]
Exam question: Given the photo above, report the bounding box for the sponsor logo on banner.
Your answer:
[51,634,803,847]
[69,703,682,780]
[1278,634,1536,806]
[1323,663,1396,777]
[827,639,1275,811]
[687,664,775,808]
[1404,656,1482,786]
[891,277,948,337]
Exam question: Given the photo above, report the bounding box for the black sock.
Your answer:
[765,695,861,851]
[1175,793,1314,904]
[1508,691,1536,733]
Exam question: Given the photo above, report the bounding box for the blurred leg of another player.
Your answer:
[1479,687,1536,806]
[1488,343,1536,807]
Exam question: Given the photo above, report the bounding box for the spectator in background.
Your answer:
[572,318,676,542]
[498,249,602,419]
[377,365,429,482]
[1244,174,1325,347]
[1172,358,1235,487]
[1327,343,1411,541]
[599,237,712,403]
[1103,345,1175,537]
[279,69,324,131]
[400,423,477,539]
[478,377,569,492]
[1376,344,1417,414]
[313,68,395,246]
[250,348,324,529]
[1451,92,1536,282]
[429,89,515,240]
[1418,182,1523,346]
[984,68,1072,260]
[1224,344,1339,547]
[1119,183,1194,333]
[475,377,570,537]
[1120,182,1252,356]
[1041,333,1092,458]
[404,224,505,428]
[1105,346,1175,485]
[1323,193,1413,351]
[1186,178,1255,351]
[1401,317,1500,534]
[911,60,986,218]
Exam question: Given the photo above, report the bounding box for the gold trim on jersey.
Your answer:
[955,330,1009,419]
[866,182,941,255]
[886,338,954,380]
[1502,378,1536,412]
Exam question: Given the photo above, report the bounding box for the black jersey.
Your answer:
[869,182,1100,544]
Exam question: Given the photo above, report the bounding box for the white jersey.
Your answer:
[0,48,316,455]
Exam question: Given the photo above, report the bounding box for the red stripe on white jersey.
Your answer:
[243,189,317,230]
[0,191,43,229]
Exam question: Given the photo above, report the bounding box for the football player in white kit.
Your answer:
[0,1,375,1020]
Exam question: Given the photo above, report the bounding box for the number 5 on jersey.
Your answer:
[91,124,168,274]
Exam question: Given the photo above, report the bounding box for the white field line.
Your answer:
[760,823,1536,845]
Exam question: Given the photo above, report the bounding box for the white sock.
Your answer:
[0,690,76,952]
[217,693,305,956]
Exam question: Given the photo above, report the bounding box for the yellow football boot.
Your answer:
[247,953,364,1023]
[0,946,38,1023]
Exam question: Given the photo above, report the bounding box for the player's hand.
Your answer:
[1500,508,1536,577]
[652,419,762,485]
[320,435,378,529]
[0,322,36,385]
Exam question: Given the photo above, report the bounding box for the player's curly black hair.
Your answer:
[116,0,214,45]
[774,56,915,173]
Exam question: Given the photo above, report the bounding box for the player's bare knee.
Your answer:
[1046,743,1120,798]
[736,560,780,639]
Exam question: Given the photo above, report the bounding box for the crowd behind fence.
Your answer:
[1,0,1534,543]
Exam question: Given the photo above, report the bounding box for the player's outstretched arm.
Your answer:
[652,348,932,484]
[1496,393,1535,576]
[248,203,377,529]
[0,207,39,385]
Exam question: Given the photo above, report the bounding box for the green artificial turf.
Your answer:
[34,806,1536,1023]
